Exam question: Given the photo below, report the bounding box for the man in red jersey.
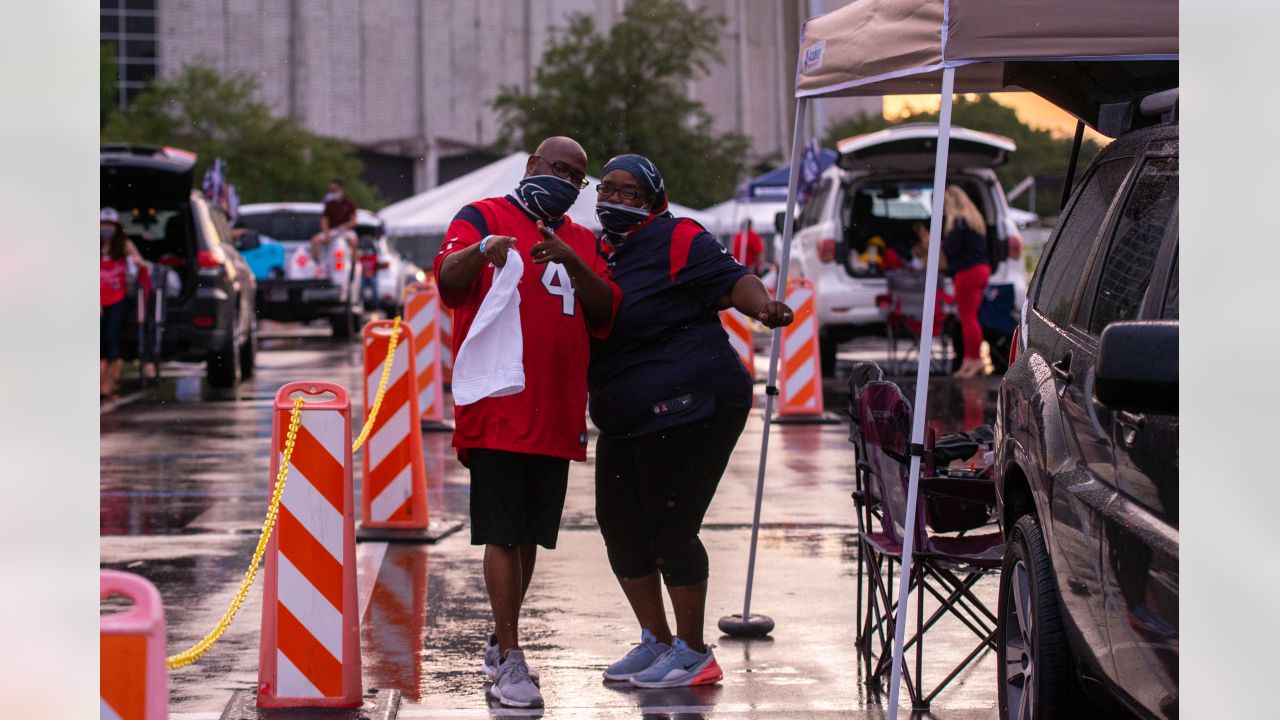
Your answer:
[730,218,764,273]
[433,136,619,708]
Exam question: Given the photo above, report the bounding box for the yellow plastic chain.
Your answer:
[165,316,402,670]
[351,316,401,453]
[165,395,305,670]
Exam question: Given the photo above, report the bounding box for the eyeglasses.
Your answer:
[596,183,648,203]
[534,155,589,189]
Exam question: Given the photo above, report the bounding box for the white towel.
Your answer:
[451,248,525,406]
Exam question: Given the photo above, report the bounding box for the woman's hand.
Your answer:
[757,300,794,328]
[481,235,517,267]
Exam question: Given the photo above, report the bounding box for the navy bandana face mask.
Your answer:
[596,202,651,236]
[513,175,580,223]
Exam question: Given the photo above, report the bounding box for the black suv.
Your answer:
[994,91,1178,719]
[101,145,257,387]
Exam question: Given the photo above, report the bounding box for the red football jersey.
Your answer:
[433,196,620,461]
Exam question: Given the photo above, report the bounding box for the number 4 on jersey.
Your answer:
[541,262,576,316]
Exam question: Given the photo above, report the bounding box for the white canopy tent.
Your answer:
[380,152,719,239]
[732,1,1177,716]
[702,198,787,237]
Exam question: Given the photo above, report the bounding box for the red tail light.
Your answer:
[1009,327,1020,367]
[196,250,221,269]
[193,315,215,328]
[1008,233,1024,260]
[817,237,837,263]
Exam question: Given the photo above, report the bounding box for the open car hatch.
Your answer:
[101,144,197,210]
[836,123,1015,173]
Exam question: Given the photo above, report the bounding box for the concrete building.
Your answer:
[102,0,880,204]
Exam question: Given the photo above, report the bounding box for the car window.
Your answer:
[1032,158,1132,326]
[194,199,222,249]
[1087,156,1178,334]
[1162,256,1178,319]
[209,208,235,247]
[796,177,831,230]
[238,212,323,241]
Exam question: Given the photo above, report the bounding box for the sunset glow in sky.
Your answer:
[883,93,1107,142]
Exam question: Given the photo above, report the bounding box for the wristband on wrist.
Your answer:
[479,236,490,254]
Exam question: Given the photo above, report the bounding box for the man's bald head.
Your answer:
[526,136,588,181]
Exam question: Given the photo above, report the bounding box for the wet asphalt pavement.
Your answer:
[101,321,1004,719]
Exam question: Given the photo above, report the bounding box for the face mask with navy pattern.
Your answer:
[512,175,580,223]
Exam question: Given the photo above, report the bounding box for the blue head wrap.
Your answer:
[601,154,670,216]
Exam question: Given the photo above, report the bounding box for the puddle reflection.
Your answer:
[361,544,430,702]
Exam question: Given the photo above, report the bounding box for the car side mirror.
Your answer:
[1094,320,1178,415]
[774,211,787,234]
[235,230,261,252]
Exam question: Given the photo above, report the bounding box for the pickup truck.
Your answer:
[236,202,370,338]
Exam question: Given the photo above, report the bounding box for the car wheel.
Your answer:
[819,334,837,377]
[238,317,257,378]
[947,318,964,373]
[206,331,239,389]
[985,328,1012,374]
[330,310,355,339]
[998,514,1079,720]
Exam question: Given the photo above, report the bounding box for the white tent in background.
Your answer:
[724,1,1177,718]
[380,152,719,240]
[703,198,788,239]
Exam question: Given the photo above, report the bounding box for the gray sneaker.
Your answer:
[603,629,671,681]
[487,649,544,708]
[483,633,540,685]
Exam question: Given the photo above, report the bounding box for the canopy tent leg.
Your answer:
[886,66,956,719]
[719,97,808,638]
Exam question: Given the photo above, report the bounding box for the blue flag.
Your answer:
[797,140,822,205]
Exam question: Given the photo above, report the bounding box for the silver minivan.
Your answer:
[785,123,1027,375]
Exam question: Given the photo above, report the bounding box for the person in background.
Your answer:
[100,207,147,399]
[588,154,793,689]
[915,186,990,378]
[310,179,358,261]
[730,217,764,273]
[433,136,620,709]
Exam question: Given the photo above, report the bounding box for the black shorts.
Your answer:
[101,301,127,360]
[467,449,570,549]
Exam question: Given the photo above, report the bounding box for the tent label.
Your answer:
[802,41,826,74]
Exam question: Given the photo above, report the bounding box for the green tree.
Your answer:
[824,96,1101,217]
[493,0,750,209]
[101,43,119,128]
[102,63,382,209]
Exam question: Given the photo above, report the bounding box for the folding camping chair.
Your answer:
[133,264,168,385]
[847,361,886,649]
[855,378,1003,709]
[877,269,955,376]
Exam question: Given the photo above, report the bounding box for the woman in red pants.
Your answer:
[939,186,990,378]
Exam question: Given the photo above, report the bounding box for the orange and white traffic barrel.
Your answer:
[101,570,168,720]
[360,320,429,531]
[404,284,448,428]
[257,382,361,709]
[720,308,756,381]
[776,277,835,423]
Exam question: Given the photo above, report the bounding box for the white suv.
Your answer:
[785,124,1027,375]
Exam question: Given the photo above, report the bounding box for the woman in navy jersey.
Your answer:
[588,154,793,688]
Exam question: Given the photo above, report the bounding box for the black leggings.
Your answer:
[594,408,749,587]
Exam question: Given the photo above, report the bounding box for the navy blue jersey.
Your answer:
[588,216,752,438]
[942,220,989,275]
